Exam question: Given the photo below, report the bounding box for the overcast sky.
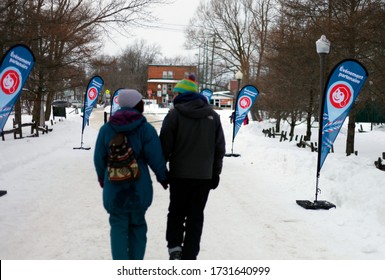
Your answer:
[102,0,201,59]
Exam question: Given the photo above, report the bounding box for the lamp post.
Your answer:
[234,70,243,109]
[304,36,330,141]
[296,35,335,210]
[315,34,330,202]
[157,84,161,104]
[316,35,330,110]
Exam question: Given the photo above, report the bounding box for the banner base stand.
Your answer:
[225,153,241,157]
[73,147,91,150]
[0,190,7,197]
[296,200,336,210]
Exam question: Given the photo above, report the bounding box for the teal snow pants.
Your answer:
[109,211,147,260]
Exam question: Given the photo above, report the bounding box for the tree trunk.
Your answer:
[14,98,22,128]
[290,121,295,137]
[45,92,55,121]
[32,90,42,128]
[346,106,356,156]
[289,111,296,137]
[275,114,281,132]
[250,104,261,121]
[305,89,314,141]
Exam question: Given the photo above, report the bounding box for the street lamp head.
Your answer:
[235,70,243,81]
[316,35,331,54]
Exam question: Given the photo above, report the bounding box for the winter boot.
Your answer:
[169,246,182,260]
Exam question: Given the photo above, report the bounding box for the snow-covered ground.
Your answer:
[1,105,385,261]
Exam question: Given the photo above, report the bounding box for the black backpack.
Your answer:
[107,129,140,182]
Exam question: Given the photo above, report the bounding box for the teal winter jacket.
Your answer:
[94,108,167,214]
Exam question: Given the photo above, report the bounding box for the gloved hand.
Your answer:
[160,179,169,190]
[211,175,220,190]
[98,178,104,189]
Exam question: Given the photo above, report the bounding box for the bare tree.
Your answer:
[328,0,385,155]
[90,40,160,100]
[0,0,167,127]
[262,1,320,137]
[278,0,385,155]
[186,0,274,84]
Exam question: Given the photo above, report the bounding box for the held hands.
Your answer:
[160,171,170,190]
[160,179,169,190]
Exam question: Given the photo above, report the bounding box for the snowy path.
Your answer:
[1,107,384,260]
[0,110,108,259]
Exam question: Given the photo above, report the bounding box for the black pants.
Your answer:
[166,178,211,260]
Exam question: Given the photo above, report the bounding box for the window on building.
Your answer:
[168,71,173,78]
[168,84,172,92]
[162,71,167,79]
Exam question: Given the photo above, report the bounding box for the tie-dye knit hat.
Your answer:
[173,74,198,94]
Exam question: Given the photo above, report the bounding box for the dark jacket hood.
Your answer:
[174,93,212,119]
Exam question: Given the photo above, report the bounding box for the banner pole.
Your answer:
[80,131,84,148]
[231,111,236,154]
[230,87,239,155]
[315,52,328,202]
[79,88,88,148]
[315,173,320,202]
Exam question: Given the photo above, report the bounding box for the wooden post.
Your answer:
[310,142,315,152]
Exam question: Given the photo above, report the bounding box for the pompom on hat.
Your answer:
[118,89,143,108]
[173,74,198,94]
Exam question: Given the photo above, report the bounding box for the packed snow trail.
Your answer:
[0,107,384,259]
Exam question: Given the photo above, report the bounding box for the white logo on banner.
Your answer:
[326,81,354,122]
[0,67,22,105]
[237,96,251,116]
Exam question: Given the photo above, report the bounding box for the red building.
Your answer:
[147,64,197,105]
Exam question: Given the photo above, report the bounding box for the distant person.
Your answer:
[243,114,249,125]
[160,75,226,260]
[229,111,235,124]
[94,89,169,260]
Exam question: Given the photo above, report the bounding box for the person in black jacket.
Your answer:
[160,75,226,260]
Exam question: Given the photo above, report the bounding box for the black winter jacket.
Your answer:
[160,94,226,180]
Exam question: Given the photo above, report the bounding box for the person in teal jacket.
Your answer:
[94,89,169,260]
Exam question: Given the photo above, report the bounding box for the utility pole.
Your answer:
[210,36,215,91]
[205,40,209,89]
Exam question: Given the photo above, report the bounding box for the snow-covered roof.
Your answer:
[147,79,180,84]
[212,91,233,98]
